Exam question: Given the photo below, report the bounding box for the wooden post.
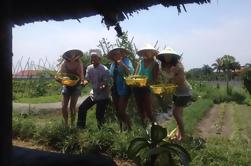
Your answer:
[0,0,12,165]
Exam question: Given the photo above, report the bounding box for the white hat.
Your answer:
[90,50,102,58]
[137,44,159,56]
[157,47,181,62]
[158,47,179,56]
[107,47,130,59]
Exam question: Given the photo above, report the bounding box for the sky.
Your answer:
[12,0,251,71]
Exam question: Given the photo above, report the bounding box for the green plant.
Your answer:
[242,68,251,94]
[127,123,191,166]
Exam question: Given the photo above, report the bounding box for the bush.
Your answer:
[230,91,246,104]
[13,115,37,140]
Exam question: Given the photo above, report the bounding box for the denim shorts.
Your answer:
[61,85,81,96]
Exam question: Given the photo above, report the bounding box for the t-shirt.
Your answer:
[109,57,134,96]
[138,59,158,84]
[85,64,111,100]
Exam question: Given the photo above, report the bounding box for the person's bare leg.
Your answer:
[143,94,155,123]
[134,93,146,127]
[118,96,131,130]
[62,95,70,127]
[69,95,79,127]
[112,95,122,131]
[172,106,184,140]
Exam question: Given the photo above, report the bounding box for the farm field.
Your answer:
[12,97,251,165]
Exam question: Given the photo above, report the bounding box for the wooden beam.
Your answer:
[0,1,12,165]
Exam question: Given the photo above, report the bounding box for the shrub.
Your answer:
[128,123,191,166]
[13,115,37,140]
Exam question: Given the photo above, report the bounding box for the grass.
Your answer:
[164,99,214,135]
[13,85,91,104]
[162,98,251,166]
[188,103,251,166]
[12,108,146,158]
[12,85,251,165]
[14,95,62,103]
[231,104,251,144]
[189,138,251,166]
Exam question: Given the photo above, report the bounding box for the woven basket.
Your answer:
[150,84,177,95]
[55,73,80,87]
[124,75,148,87]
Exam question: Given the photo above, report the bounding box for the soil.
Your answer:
[195,104,233,138]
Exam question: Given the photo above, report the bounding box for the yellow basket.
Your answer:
[150,84,166,95]
[55,73,80,87]
[164,83,177,94]
[124,75,148,87]
[150,83,177,95]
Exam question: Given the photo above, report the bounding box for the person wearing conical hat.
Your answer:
[157,47,192,141]
[108,47,134,131]
[134,44,159,126]
[59,49,84,127]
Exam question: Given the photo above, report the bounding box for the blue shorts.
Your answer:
[61,85,81,96]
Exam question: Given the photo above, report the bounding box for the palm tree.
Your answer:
[230,61,241,72]
[221,55,236,94]
[212,58,223,88]
[202,64,213,81]
[212,58,223,73]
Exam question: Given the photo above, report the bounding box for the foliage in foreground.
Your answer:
[13,99,211,162]
[128,123,190,166]
[13,99,251,165]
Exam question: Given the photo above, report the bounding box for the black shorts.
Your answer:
[173,95,191,107]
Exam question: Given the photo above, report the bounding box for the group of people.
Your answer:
[58,44,192,141]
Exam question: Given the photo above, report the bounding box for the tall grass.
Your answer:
[12,109,145,158]
[190,80,248,104]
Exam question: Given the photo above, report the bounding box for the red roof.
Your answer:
[13,70,40,78]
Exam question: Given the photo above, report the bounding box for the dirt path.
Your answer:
[13,96,87,112]
[195,103,233,138]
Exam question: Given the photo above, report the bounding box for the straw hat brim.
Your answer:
[137,49,159,57]
[157,53,181,62]
[107,48,131,59]
[63,49,83,61]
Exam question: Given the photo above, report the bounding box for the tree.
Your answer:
[244,62,251,68]
[212,58,223,73]
[201,64,213,80]
[220,55,238,94]
[98,32,138,66]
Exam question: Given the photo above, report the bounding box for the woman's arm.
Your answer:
[116,58,131,75]
[134,61,140,75]
[79,61,84,81]
[173,64,186,85]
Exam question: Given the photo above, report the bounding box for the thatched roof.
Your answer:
[12,0,210,25]
[10,0,210,35]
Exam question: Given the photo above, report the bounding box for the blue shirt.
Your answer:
[110,57,134,96]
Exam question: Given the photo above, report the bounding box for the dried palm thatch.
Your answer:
[10,0,210,35]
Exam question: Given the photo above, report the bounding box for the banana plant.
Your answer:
[127,123,191,166]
